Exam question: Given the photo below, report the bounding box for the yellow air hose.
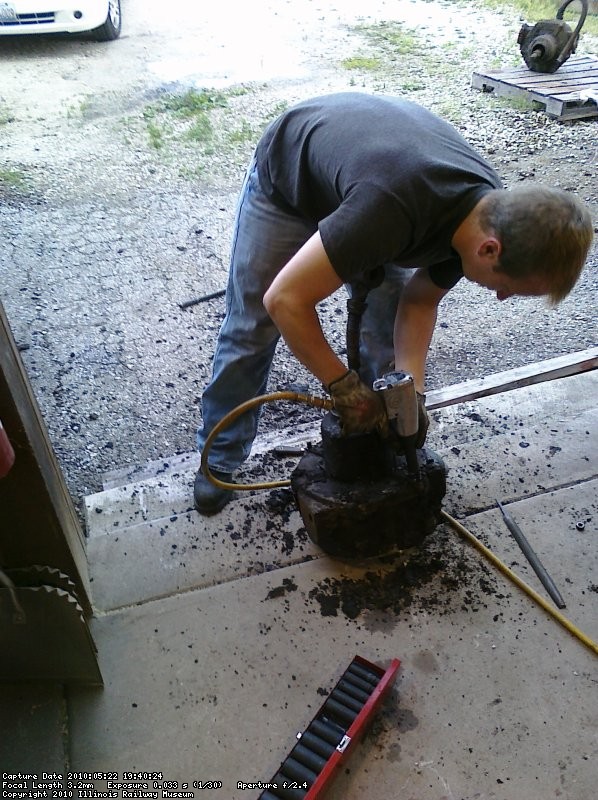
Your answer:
[200,391,333,491]
[201,395,598,657]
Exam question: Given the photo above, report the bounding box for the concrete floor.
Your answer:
[2,371,597,799]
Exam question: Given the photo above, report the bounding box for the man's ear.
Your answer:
[477,237,501,261]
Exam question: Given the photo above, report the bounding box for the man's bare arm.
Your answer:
[263,230,347,387]
[393,267,450,393]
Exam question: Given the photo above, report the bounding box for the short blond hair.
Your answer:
[479,185,593,303]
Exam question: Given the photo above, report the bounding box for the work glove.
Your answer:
[328,370,389,437]
[415,392,429,448]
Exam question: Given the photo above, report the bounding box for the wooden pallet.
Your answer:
[472,54,598,120]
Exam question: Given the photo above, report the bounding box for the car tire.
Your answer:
[92,0,122,41]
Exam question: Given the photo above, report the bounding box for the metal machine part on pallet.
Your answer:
[258,655,400,800]
[518,0,589,73]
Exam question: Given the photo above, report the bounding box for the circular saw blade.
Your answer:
[5,564,79,599]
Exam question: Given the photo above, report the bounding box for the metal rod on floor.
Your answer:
[496,499,566,609]
[440,510,598,658]
[179,288,226,309]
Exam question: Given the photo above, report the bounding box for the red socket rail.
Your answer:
[258,655,401,800]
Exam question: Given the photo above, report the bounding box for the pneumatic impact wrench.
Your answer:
[373,371,421,479]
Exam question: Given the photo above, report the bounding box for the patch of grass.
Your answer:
[502,93,537,111]
[77,97,94,118]
[0,168,26,190]
[65,96,96,120]
[146,120,165,149]
[141,89,229,151]
[135,87,288,181]
[177,164,206,180]
[354,21,419,56]
[0,106,14,126]
[350,18,474,88]
[186,114,213,144]
[161,88,228,118]
[341,55,382,71]
[400,80,428,91]
[267,100,290,121]
[226,119,259,146]
[344,21,421,87]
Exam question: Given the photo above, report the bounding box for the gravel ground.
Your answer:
[1,0,596,511]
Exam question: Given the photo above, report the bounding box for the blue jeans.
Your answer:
[197,159,317,472]
[197,158,413,472]
[354,264,416,387]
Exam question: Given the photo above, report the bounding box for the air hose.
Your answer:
[200,390,333,491]
[555,0,589,69]
[201,395,598,657]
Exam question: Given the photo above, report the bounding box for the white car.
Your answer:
[0,0,121,41]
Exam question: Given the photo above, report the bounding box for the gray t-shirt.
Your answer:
[256,93,502,289]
